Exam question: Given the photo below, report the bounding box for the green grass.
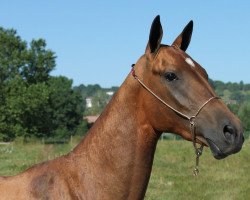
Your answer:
[0,141,75,176]
[145,140,250,200]
[0,139,250,199]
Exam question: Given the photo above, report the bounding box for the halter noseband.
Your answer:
[131,64,220,175]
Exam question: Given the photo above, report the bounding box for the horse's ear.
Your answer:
[172,20,193,51]
[145,15,163,54]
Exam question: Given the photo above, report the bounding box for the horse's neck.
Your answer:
[72,77,160,198]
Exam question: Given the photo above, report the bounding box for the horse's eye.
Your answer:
[164,72,178,82]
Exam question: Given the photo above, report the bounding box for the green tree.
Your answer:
[228,104,240,115]
[21,39,56,84]
[47,76,84,141]
[230,91,244,103]
[0,28,26,82]
[213,81,225,97]
[238,102,250,138]
[227,82,240,92]
[243,83,250,91]
[0,28,27,141]
[0,26,87,142]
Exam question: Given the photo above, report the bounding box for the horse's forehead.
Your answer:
[184,57,195,68]
[153,47,209,79]
[154,47,196,69]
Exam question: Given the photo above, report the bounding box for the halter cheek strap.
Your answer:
[131,64,220,175]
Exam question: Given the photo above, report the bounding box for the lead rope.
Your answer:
[190,117,203,176]
[131,64,220,175]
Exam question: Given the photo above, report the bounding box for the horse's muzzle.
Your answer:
[205,128,244,160]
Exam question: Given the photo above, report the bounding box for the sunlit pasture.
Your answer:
[0,138,249,200]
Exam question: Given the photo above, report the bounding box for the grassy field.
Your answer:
[145,140,250,200]
[0,139,249,200]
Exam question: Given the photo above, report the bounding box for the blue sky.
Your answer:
[0,1,249,87]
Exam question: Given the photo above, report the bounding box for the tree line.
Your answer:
[209,79,250,137]
[0,27,249,142]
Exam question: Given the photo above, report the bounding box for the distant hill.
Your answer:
[74,80,250,137]
[74,80,250,115]
[73,84,119,116]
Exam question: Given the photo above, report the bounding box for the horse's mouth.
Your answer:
[195,136,227,159]
[196,136,209,146]
[205,138,227,160]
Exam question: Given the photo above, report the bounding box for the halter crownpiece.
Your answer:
[130,64,220,175]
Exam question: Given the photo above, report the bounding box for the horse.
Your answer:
[0,15,244,200]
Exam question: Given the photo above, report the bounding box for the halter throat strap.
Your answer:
[130,64,220,175]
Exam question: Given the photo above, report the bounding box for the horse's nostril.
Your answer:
[223,125,236,142]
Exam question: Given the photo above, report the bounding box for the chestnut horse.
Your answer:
[0,16,244,199]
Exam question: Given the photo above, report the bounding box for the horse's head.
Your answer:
[133,16,244,159]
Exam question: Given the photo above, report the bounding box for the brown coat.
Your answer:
[0,16,243,200]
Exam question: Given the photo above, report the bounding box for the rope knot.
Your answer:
[189,116,196,126]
